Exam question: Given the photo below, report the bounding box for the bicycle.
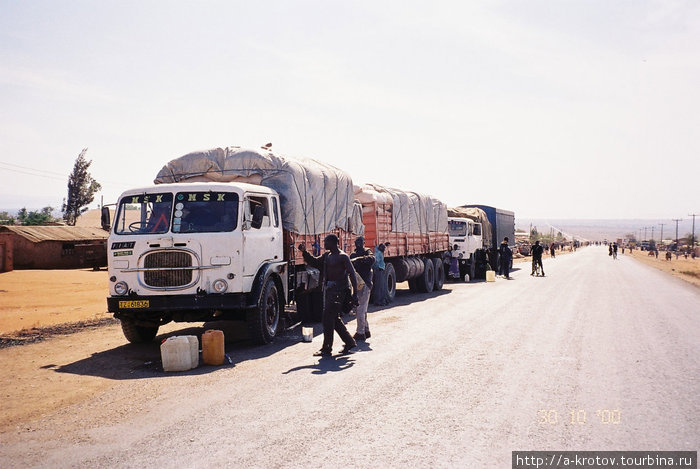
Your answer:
[531,259,544,276]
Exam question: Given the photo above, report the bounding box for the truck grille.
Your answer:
[143,251,193,287]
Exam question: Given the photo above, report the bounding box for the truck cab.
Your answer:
[446,217,483,281]
[106,182,287,344]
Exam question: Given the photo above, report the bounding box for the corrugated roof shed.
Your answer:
[0,225,108,243]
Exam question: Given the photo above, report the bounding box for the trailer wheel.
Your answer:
[120,319,159,343]
[385,262,397,302]
[247,277,280,344]
[419,258,434,293]
[431,258,444,291]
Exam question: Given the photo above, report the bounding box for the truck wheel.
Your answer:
[431,258,444,291]
[385,262,397,302]
[419,258,434,293]
[247,277,280,344]
[120,319,159,343]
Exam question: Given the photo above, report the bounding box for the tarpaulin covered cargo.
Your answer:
[356,184,448,234]
[154,147,358,236]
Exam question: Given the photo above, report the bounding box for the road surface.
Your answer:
[0,246,697,467]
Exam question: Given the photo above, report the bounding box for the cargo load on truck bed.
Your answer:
[447,206,493,249]
[155,146,359,236]
[154,146,363,264]
[355,184,449,257]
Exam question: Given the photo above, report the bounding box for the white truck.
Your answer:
[105,147,360,344]
[446,205,515,281]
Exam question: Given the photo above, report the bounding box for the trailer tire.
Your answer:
[431,258,444,291]
[120,319,159,343]
[419,258,435,293]
[247,277,281,345]
[385,262,397,302]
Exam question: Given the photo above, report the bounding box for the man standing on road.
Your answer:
[531,240,545,276]
[299,235,359,357]
[350,236,375,342]
[372,242,390,306]
[499,237,513,279]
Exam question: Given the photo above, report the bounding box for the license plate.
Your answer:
[119,300,150,309]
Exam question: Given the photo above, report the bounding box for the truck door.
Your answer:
[241,194,281,282]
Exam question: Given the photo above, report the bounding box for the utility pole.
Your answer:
[644,226,648,241]
[672,218,683,248]
[651,226,655,242]
[689,213,697,248]
[658,223,665,246]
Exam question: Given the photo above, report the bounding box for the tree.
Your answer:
[62,148,101,226]
[0,211,17,225]
[17,206,58,225]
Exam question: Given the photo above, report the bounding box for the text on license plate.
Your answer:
[119,300,150,309]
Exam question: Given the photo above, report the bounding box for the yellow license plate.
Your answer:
[118,300,150,309]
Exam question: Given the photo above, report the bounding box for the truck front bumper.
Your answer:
[107,292,251,316]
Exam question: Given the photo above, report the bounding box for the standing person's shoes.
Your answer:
[313,349,332,357]
[364,329,371,339]
[339,342,357,355]
[353,332,366,342]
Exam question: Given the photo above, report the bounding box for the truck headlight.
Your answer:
[213,279,228,293]
[114,281,129,296]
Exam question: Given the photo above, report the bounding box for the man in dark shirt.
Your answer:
[299,234,359,356]
[531,240,545,276]
[499,237,513,279]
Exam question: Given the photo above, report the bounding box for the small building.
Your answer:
[0,225,108,271]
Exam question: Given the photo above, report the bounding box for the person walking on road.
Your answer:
[350,236,375,342]
[531,240,545,276]
[499,237,513,279]
[550,244,556,258]
[299,235,359,357]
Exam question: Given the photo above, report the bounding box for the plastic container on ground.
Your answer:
[161,336,197,372]
[202,329,225,365]
[301,326,313,342]
[485,270,496,282]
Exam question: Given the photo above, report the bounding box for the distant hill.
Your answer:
[516,218,696,243]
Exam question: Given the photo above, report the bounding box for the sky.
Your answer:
[1,0,698,219]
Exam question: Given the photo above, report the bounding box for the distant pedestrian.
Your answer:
[550,244,556,257]
[613,242,618,259]
[299,235,359,357]
[499,237,513,279]
[350,236,375,342]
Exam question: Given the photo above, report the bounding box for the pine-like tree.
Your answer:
[62,148,102,225]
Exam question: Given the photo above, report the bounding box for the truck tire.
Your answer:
[431,258,444,291]
[419,258,434,293]
[120,318,159,343]
[247,277,280,344]
[385,262,397,302]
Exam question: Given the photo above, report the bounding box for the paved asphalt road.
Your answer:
[1,246,698,468]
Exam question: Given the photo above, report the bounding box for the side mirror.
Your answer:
[101,206,111,231]
[251,205,265,230]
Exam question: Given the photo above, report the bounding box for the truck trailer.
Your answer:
[105,146,449,344]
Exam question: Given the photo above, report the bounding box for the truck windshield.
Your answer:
[172,191,238,233]
[448,220,467,237]
[114,193,173,235]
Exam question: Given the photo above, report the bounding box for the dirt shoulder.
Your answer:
[624,248,700,288]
